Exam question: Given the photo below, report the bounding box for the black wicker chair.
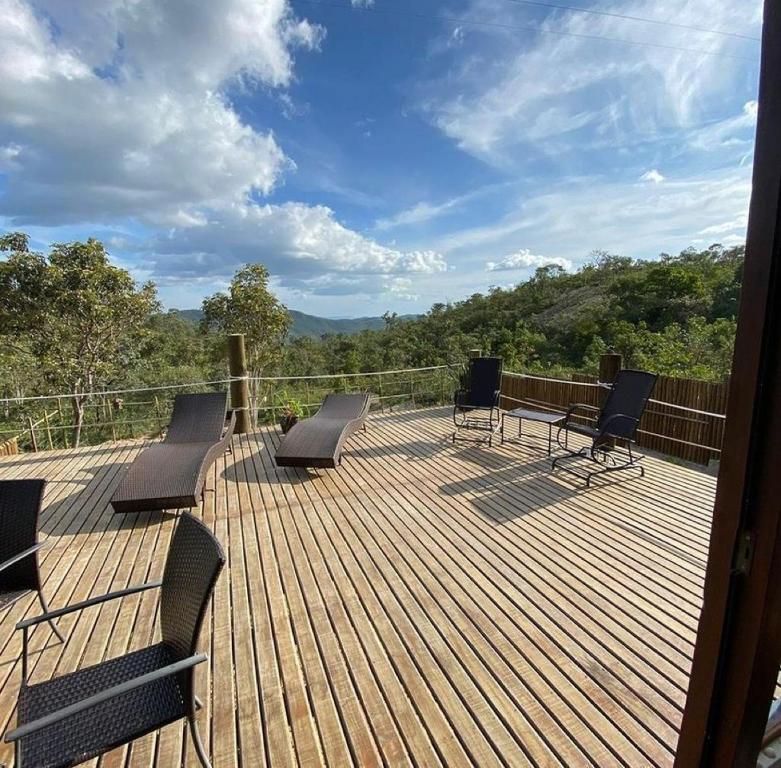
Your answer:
[452,357,503,446]
[4,513,225,768]
[551,369,657,486]
[0,480,64,644]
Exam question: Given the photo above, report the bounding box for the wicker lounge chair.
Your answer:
[452,357,503,446]
[551,369,657,486]
[4,513,225,768]
[0,479,64,644]
[111,392,235,514]
[275,393,370,469]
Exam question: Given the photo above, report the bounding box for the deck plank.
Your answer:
[0,406,718,767]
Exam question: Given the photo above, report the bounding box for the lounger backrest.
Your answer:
[165,392,228,444]
[0,479,44,594]
[316,393,369,420]
[160,513,225,662]
[467,357,503,408]
[597,369,657,439]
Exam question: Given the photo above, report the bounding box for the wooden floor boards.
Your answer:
[0,406,720,767]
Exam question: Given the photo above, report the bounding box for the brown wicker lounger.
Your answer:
[275,393,370,469]
[111,392,235,514]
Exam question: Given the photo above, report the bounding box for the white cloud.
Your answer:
[375,199,462,230]
[0,0,322,225]
[374,183,510,231]
[486,249,571,271]
[419,0,760,166]
[434,168,750,264]
[135,202,446,294]
[640,169,665,184]
[351,0,375,6]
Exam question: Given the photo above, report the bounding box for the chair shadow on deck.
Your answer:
[438,453,582,522]
[36,457,172,537]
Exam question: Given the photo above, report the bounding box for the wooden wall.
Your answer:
[500,372,728,465]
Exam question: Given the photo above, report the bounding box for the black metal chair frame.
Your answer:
[551,369,657,487]
[4,513,225,768]
[452,357,503,447]
[0,480,64,645]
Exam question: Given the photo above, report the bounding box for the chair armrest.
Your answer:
[454,389,470,407]
[564,403,599,420]
[493,390,501,407]
[5,652,207,742]
[597,412,638,437]
[0,543,44,574]
[16,581,162,631]
[223,409,237,440]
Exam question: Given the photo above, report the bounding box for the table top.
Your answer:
[504,408,565,424]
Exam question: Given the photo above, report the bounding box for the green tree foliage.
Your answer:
[201,264,291,422]
[284,244,743,382]
[0,235,158,444]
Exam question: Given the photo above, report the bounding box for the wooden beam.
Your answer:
[674,2,781,765]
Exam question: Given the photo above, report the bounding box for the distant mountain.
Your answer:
[169,308,416,338]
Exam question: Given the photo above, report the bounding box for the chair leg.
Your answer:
[189,714,213,768]
[37,592,65,644]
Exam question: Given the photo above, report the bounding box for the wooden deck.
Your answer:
[0,406,717,768]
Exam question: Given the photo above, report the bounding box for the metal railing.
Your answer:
[0,365,459,453]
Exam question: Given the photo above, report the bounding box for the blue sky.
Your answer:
[0,0,762,317]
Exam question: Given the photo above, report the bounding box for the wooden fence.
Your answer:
[0,437,18,457]
[500,371,728,465]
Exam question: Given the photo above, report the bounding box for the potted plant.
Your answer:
[278,394,304,434]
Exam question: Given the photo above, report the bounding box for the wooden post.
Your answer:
[599,352,622,384]
[153,396,163,436]
[43,410,54,450]
[27,416,38,452]
[227,333,251,434]
[106,398,117,441]
[675,2,781,764]
[57,400,69,449]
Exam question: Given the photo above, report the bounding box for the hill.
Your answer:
[281,244,744,381]
[169,308,412,338]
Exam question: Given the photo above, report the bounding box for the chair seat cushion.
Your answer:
[111,442,218,512]
[563,421,601,439]
[18,643,187,768]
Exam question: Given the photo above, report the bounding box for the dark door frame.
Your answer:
[675,1,781,765]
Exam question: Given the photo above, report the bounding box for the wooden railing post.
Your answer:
[27,416,38,452]
[43,410,54,450]
[228,333,251,434]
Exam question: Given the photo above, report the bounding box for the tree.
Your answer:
[201,264,290,424]
[0,234,159,445]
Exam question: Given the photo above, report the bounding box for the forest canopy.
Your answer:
[1,234,742,423]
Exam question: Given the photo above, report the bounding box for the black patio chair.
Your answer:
[4,513,225,768]
[551,369,657,486]
[0,480,64,644]
[452,357,503,446]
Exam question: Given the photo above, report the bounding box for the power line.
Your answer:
[297,0,758,62]
[497,0,760,42]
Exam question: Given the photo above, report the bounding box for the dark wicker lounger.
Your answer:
[275,393,370,469]
[111,392,235,514]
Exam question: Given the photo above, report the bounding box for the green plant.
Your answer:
[277,392,305,420]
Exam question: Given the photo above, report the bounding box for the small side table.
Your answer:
[501,408,565,455]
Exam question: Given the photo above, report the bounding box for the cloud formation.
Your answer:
[640,169,665,184]
[0,0,320,225]
[0,0,444,298]
[420,0,760,166]
[486,249,572,272]
[141,202,446,288]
